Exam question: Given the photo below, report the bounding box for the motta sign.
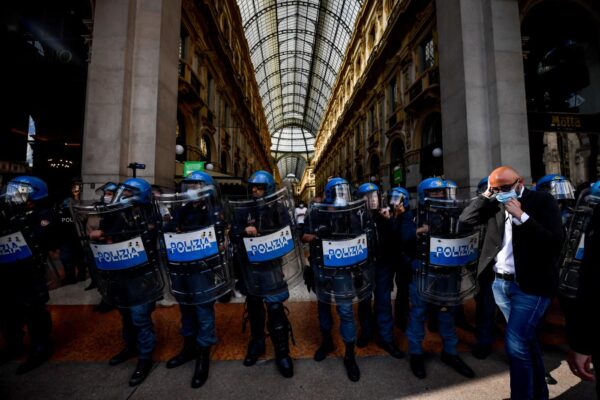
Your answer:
[528,112,600,133]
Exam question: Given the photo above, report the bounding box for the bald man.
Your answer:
[460,166,563,400]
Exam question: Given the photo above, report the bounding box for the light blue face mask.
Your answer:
[496,190,517,203]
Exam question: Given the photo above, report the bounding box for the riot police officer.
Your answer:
[386,187,416,332]
[81,178,163,386]
[407,177,475,379]
[57,180,86,285]
[536,174,577,385]
[476,177,488,195]
[303,177,373,382]
[0,176,57,374]
[230,171,302,378]
[159,171,231,388]
[355,183,404,358]
[536,174,576,226]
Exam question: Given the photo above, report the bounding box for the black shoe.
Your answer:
[545,371,558,385]
[84,281,97,291]
[275,355,294,378]
[217,291,232,303]
[410,354,426,379]
[356,333,372,348]
[440,352,475,378]
[0,345,25,365]
[343,342,360,382]
[471,344,493,360]
[378,341,405,359]
[15,349,53,375]
[243,338,265,366]
[191,347,210,388]
[109,348,137,366]
[129,359,153,386]
[94,301,115,313]
[166,337,196,369]
[62,276,77,285]
[314,332,335,362]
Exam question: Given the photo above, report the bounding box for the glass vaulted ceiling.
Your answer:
[237,0,363,179]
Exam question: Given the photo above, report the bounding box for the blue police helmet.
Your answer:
[536,174,575,200]
[590,180,600,197]
[388,187,409,208]
[9,175,48,201]
[536,174,563,188]
[357,182,379,196]
[417,177,445,203]
[184,170,215,186]
[248,170,275,195]
[118,178,151,204]
[477,177,488,194]
[324,177,351,205]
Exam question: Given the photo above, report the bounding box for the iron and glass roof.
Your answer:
[237,0,363,179]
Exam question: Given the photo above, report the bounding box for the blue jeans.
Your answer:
[492,279,551,400]
[358,260,395,342]
[179,302,218,347]
[119,302,156,360]
[407,282,458,355]
[317,301,356,343]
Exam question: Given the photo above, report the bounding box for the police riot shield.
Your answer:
[0,187,40,267]
[558,189,595,298]
[308,199,374,305]
[155,186,233,304]
[229,188,303,297]
[71,201,164,307]
[416,198,480,306]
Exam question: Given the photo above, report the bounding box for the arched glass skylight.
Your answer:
[237,0,364,172]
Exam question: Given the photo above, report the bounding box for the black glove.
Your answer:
[303,265,315,293]
[316,224,330,237]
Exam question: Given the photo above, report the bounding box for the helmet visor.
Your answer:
[4,182,34,205]
[113,183,142,203]
[389,191,406,206]
[363,191,380,210]
[424,187,456,201]
[550,180,575,200]
[333,183,352,207]
[181,180,207,193]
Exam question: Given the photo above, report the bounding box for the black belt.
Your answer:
[495,272,515,281]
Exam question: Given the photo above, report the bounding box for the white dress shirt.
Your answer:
[494,187,529,275]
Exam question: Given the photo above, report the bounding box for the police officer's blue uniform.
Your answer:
[164,171,220,389]
[0,176,57,374]
[406,177,475,379]
[304,177,361,382]
[95,178,159,387]
[355,183,404,358]
[233,171,294,378]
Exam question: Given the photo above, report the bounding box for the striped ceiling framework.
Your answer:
[236,0,363,180]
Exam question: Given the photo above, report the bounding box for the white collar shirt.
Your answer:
[494,187,529,275]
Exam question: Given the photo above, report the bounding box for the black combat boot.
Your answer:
[267,303,294,378]
[166,336,197,369]
[314,330,335,361]
[15,348,53,375]
[343,342,360,382]
[244,296,266,366]
[129,358,153,386]
[191,346,211,388]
